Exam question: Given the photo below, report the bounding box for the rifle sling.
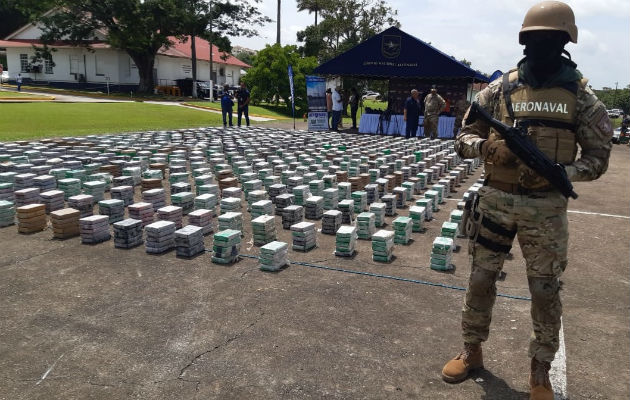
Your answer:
[476,234,512,254]
[502,72,516,122]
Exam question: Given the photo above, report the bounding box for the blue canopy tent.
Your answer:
[313,26,489,81]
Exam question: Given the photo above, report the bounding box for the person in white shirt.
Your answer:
[331,86,343,131]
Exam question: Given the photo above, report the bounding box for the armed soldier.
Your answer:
[441,2,612,399]
[452,97,471,136]
[423,85,445,139]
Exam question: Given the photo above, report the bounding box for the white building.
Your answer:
[0,20,250,92]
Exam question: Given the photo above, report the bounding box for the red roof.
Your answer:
[0,36,250,68]
[161,36,251,68]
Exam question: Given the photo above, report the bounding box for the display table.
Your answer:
[358,114,455,138]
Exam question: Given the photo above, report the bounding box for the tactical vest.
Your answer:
[485,70,580,184]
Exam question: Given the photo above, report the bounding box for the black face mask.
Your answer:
[522,31,568,70]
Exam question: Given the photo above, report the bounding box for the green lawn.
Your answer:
[0,90,52,98]
[187,101,291,119]
[0,103,224,141]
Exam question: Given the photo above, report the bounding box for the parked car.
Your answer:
[1,71,8,83]
[362,91,380,101]
[612,127,621,143]
[607,109,620,118]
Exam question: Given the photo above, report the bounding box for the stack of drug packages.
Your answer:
[369,203,386,228]
[211,229,241,264]
[441,221,460,251]
[111,185,134,206]
[292,185,310,206]
[175,225,205,257]
[275,193,294,216]
[381,194,397,217]
[290,221,317,252]
[40,190,65,214]
[57,178,82,200]
[17,204,47,234]
[251,200,273,219]
[338,199,354,224]
[335,225,357,257]
[450,209,465,237]
[171,192,194,215]
[187,209,213,235]
[259,241,289,272]
[82,180,106,202]
[79,215,111,244]
[393,216,413,244]
[68,194,94,218]
[251,215,277,246]
[356,212,376,240]
[127,202,154,227]
[50,208,80,239]
[194,193,217,216]
[217,211,243,233]
[409,206,426,233]
[322,188,339,211]
[158,205,184,229]
[305,196,324,220]
[145,220,176,254]
[372,230,395,262]
[142,188,167,210]
[98,199,125,224]
[416,197,435,220]
[321,210,342,235]
[113,218,144,248]
[220,197,242,214]
[0,200,16,227]
[282,205,303,230]
[15,188,40,207]
[430,236,454,271]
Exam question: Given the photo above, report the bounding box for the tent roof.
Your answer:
[313,26,489,82]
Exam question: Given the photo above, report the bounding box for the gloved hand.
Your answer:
[480,138,517,166]
[517,164,550,189]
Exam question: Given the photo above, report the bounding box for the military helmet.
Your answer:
[519,1,577,44]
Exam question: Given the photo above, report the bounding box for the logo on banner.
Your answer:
[381,35,401,58]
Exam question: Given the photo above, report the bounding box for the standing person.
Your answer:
[326,88,333,129]
[423,85,445,139]
[441,2,612,399]
[452,97,471,136]
[403,89,422,139]
[331,85,343,131]
[16,73,23,92]
[349,87,360,129]
[220,84,234,128]
[236,81,250,127]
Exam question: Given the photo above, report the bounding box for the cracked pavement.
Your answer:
[0,145,628,399]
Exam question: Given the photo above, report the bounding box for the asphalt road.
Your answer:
[0,142,628,400]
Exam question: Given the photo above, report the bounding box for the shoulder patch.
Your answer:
[596,110,612,135]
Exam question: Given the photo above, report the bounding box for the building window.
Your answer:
[20,54,29,73]
[44,55,54,74]
[69,55,79,74]
[95,55,104,76]
[219,67,225,77]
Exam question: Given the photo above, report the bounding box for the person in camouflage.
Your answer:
[441,2,612,399]
[452,97,471,136]
[423,86,445,139]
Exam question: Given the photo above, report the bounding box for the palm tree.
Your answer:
[297,0,324,26]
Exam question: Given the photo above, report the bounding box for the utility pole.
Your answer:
[276,0,281,45]
[614,81,618,109]
[208,0,214,102]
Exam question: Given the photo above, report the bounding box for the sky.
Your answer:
[232,0,630,90]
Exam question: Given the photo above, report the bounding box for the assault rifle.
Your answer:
[467,102,578,199]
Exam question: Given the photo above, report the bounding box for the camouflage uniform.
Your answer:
[453,98,471,136]
[424,92,446,139]
[455,71,612,362]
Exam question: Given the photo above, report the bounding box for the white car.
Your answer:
[0,71,8,83]
[362,91,380,101]
[612,127,621,144]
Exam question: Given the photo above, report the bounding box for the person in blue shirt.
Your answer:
[221,84,234,128]
[403,89,421,139]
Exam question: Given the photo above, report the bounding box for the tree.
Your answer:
[0,0,55,39]
[296,0,399,61]
[243,44,318,113]
[296,0,327,27]
[233,50,257,66]
[28,0,269,94]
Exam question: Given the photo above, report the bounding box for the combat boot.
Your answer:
[441,343,483,383]
[529,357,553,400]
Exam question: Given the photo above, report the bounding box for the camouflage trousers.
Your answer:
[462,186,568,362]
[453,114,465,136]
[424,115,439,139]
